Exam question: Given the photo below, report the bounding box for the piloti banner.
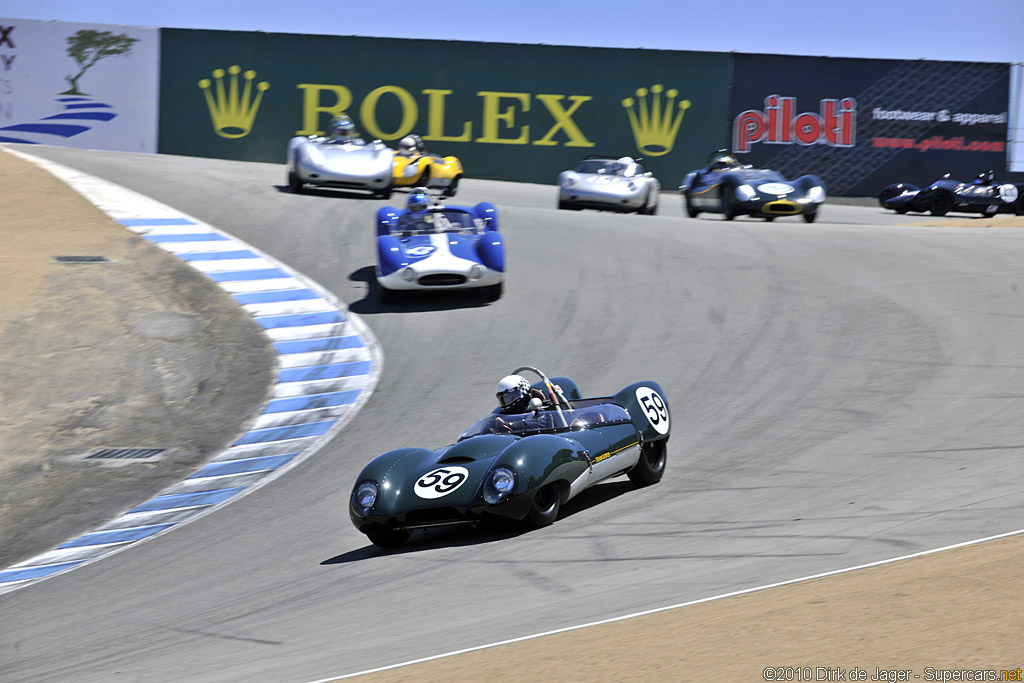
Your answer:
[730,53,1010,195]
[158,29,730,186]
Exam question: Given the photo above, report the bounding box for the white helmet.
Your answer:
[496,374,532,412]
[399,136,417,154]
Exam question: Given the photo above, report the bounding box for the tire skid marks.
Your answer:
[0,148,382,594]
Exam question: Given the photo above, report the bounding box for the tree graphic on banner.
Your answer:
[61,30,138,95]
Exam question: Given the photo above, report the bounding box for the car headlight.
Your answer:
[483,466,516,504]
[401,267,416,283]
[562,177,576,188]
[354,481,379,515]
[735,184,756,201]
[469,264,485,280]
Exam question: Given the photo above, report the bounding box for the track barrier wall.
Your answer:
[0,17,1015,194]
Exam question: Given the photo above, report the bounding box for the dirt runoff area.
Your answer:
[0,146,275,569]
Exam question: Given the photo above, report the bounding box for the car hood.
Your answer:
[300,141,393,171]
[362,435,518,513]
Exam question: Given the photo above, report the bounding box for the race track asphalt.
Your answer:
[2,144,1024,682]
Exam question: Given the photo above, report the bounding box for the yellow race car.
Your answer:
[392,134,463,197]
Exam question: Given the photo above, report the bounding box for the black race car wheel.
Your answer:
[764,216,775,222]
[526,483,561,527]
[1016,198,1024,216]
[929,192,952,217]
[895,206,909,214]
[444,175,460,198]
[722,187,738,221]
[803,211,817,224]
[685,194,699,218]
[483,282,503,301]
[628,439,667,487]
[288,169,303,194]
[558,198,580,211]
[366,529,411,548]
[640,192,658,215]
[376,184,393,200]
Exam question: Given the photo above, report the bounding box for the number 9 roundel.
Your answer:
[635,387,669,435]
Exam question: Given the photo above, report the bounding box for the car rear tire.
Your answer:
[803,211,817,224]
[444,175,460,198]
[366,529,411,548]
[288,169,303,194]
[628,439,667,487]
[526,483,561,528]
[982,204,999,218]
[930,192,952,217]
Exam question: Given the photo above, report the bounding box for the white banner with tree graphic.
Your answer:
[0,18,158,152]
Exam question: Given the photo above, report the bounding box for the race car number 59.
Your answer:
[635,387,669,434]
[414,466,469,499]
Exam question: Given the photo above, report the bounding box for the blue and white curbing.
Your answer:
[0,148,382,595]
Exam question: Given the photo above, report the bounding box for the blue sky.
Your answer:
[3,0,1022,63]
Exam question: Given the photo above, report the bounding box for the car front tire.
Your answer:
[526,483,561,527]
[929,192,952,217]
[685,194,699,218]
[367,529,411,548]
[288,169,303,194]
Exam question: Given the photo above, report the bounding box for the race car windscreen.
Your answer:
[393,210,482,235]
[575,160,626,175]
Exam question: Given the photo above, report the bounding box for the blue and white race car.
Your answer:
[376,189,505,302]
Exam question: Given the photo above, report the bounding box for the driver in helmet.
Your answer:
[326,115,365,145]
[710,151,741,172]
[493,375,555,433]
[396,188,433,233]
[397,134,427,157]
[973,170,996,185]
[495,375,547,414]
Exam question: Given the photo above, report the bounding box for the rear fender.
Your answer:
[612,381,671,442]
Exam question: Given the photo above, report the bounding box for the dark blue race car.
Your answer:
[879,171,1024,217]
[679,150,826,223]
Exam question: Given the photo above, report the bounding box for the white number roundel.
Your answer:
[414,466,469,499]
[406,245,436,257]
[635,387,669,434]
[998,184,1018,203]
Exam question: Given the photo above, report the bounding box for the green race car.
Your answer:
[349,367,671,547]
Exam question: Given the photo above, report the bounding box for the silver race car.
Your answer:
[286,115,395,198]
[557,155,661,214]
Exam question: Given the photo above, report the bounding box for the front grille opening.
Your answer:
[404,507,462,525]
[53,255,110,263]
[86,447,167,461]
[419,274,467,286]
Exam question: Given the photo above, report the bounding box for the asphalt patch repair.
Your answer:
[0,147,275,569]
[1,146,1023,681]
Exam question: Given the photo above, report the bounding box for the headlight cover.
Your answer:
[354,481,379,515]
[469,264,485,280]
[806,186,826,203]
[483,466,517,504]
[562,176,576,188]
[401,267,416,282]
[735,184,757,201]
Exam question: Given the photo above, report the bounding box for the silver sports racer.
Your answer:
[287,121,394,198]
[557,155,661,214]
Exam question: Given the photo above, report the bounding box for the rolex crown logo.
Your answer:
[622,84,690,157]
[198,65,270,139]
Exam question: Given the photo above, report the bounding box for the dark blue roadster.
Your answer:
[679,150,826,223]
[879,171,1024,217]
[349,367,670,547]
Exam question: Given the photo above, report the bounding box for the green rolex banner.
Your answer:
[158,29,730,185]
